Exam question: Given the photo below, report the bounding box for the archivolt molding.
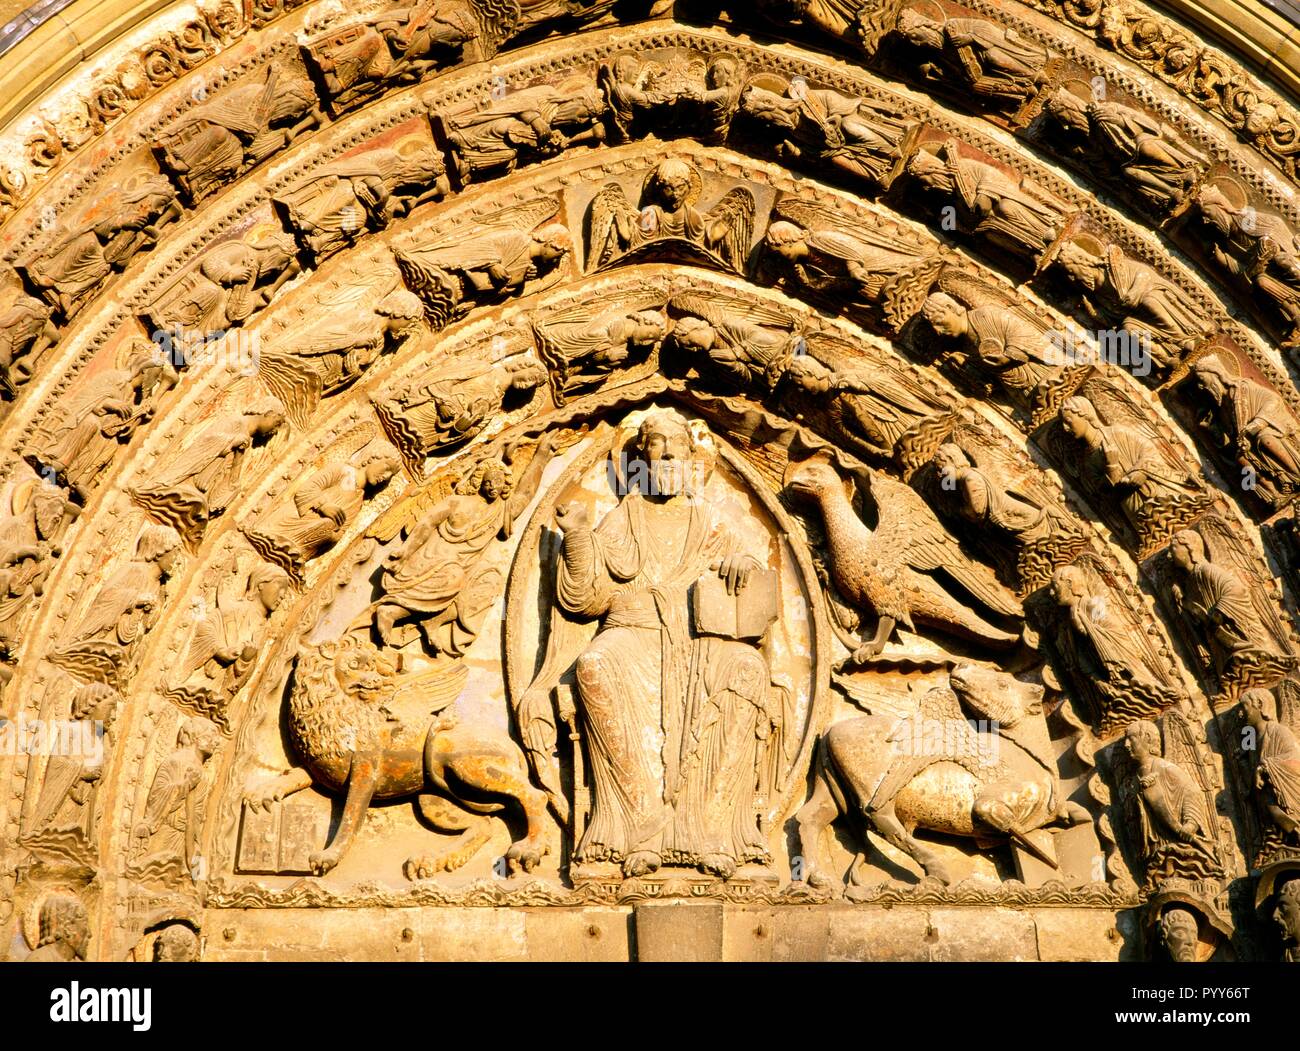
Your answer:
[3,24,1298,509]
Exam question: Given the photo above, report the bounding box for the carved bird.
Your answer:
[784,452,1023,661]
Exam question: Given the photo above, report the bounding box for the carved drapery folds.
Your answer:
[5,6,1300,962]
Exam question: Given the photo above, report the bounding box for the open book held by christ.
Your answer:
[692,566,780,640]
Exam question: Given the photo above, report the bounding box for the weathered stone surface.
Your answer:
[3,0,1298,964]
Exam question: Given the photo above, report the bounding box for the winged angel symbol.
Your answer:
[586,158,755,274]
[252,269,425,429]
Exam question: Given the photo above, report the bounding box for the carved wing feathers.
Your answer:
[258,352,322,430]
[587,183,637,268]
[707,186,756,272]
[867,472,1021,617]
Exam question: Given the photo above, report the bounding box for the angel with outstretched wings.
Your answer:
[531,298,669,405]
[765,198,942,327]
[395,197,570,331]
[22,682,118,840]
[373,346,547,475]
[162,560,289,723]
[1241,680,1300,849]
[586,158,754,273]
[667,291,801,391]
[256,274,424,429]
[780,330,955,470]
[928,439,1086,593]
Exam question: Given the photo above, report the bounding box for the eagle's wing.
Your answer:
[868,471,1021,617]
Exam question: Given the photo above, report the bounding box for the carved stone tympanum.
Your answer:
[6,5,1300,964]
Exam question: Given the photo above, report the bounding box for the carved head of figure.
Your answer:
[624,310,670,348]
[529,224,572,268]
[648,159,695,212]
[671,315,717,353]
[395,145,447,187]
[1159,906,1200,962]
[1125,718,1162,764]
[152,922,200,962]
[739,85,796,128]
[178,716,222,761]
[895,7,944,49]
[1044,88,1091,134]
[1240,686,1275,734]
[254,404,289,443]
[932,442,972,478]
[765,220,810,263]
[782,353,833,393]
[634,410,697,498]
[70,681,120,731]
[706,58,739,91]
[1275,879,1300,959]
[137,524,182,577]
[457,458,512,503]
[1049,563,1087,609]
[921,293,968,339]
[1054,238,1106,291]
[249,563,291,616]
[1244,103,1280,139]
[1169,528,1206,574]
[127,345,179,400]
[1195,184,1238,236]
[35,893,89,960]
[1059,396,1103,441]
[611,55,640,85]
[360,451,402,490]
[905,148,952,193]
[376,289,426,339]
[507,359,548,393]
[1189,353,1230,403]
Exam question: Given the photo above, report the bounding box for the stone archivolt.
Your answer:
[3,0,1300,963]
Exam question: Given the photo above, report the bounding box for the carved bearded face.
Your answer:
[638,418,694,497]
[1275,882,1300,951]
[1160,909,1199,962]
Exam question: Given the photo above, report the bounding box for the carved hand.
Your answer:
[555,501,589,533]
[713,553,762,595]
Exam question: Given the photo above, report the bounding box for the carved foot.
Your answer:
[806,870,834,890]
[622,850,661,878]
[700,853,737,880]
[309,846,343,876]
[919,856,954,886]
[403,854,444,880]
[851,643,883,665]
[505,835,549,874]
